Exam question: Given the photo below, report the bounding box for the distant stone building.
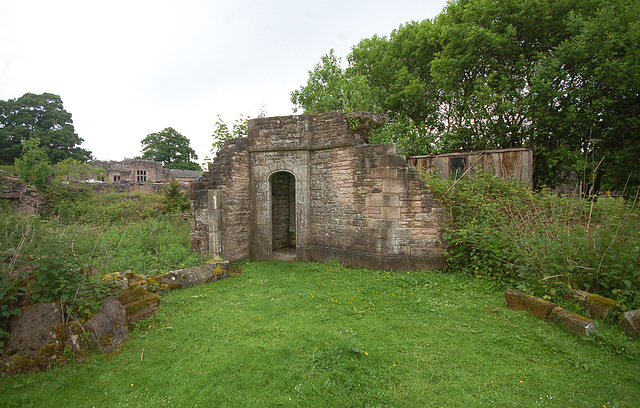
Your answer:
[92,159,202,184]
[190,112,449,271]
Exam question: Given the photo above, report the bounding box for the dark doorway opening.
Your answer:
[271,172,296,258]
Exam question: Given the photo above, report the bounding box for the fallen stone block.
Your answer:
[118,286,161,328]
[86,297,129,354]
[573,290,617,320]
[550,306,596,336]
[618,309,640,338]
[4,302,63,357]
[156,261,230,290]
[504,289,557,319]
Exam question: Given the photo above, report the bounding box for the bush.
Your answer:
[161,179,190,214]
[14,138,52,190]
[426,171,640,311]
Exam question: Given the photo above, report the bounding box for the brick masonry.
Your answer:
[190,112,448,271]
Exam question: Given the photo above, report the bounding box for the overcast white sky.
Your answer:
[1,0,449,163]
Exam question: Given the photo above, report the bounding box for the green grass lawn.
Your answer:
[1,261,638,407]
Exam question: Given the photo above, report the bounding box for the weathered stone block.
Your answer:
[86,297,129,354]
[573,290,617,320]
[504,289,557,319]
[5,303,62,357]
[381,206,401,219]
[550,306,596,336]
[618,309,640,338]
[118,286,161,328]
[382,178,406,194]
[159,262,230,290]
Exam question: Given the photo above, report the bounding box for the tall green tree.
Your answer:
[141,127,201,171]
[291,0,640,192]
[0,93,92,165]
[530,0,640,191]
[291,49,379,114]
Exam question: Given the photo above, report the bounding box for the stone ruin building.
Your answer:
[92,159,201,184]
[190,112,448,271]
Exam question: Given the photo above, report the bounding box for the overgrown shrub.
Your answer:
[14,138,52,190]
[161,179,190,214]
[426,171,640,311]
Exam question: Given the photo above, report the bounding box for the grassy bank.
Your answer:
[1,261,637,407]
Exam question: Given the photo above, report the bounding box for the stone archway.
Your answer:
[270,171,296,259]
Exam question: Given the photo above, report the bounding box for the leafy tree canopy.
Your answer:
[211,115,248,153]
[141,127,200,170]
[0,92,92,165]
[291,0,640,192]
[210,107,268,155]
[53,158,106,183]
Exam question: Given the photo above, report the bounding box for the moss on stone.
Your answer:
[101,272,124,282]
[587,293,617,308]
[118,285,151,305]
[213,264,225,278]
[166,281,182,290]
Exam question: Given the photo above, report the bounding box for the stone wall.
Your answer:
[308,143,447,270]
[190,138,251,261]
[190,112,448,270]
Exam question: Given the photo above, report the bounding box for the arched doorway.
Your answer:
[270,171,296,257]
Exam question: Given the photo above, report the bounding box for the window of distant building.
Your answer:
[450,157,467,179]
[113,175,121,182]
[136,170,147,182]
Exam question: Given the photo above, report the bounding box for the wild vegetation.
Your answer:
[425,170,640,312]
[0,184,204,350]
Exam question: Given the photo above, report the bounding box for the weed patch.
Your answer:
[426,171,640,311]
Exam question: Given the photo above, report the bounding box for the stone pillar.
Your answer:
[208,189,223,258]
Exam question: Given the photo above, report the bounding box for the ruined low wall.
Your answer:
[190,138,251,262]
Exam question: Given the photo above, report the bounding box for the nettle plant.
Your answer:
[425,171,640,311]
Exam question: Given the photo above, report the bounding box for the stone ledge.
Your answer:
[158,261,230,290]
[573,290,617,320]
[504,289,596,337]
[550,306,597,336]
[504,288,557,319]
